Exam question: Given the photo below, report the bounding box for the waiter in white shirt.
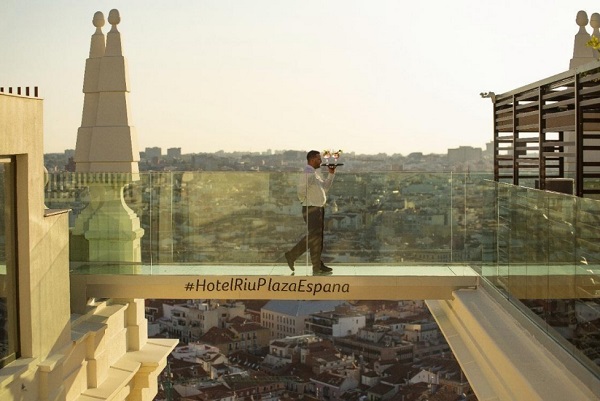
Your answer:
[285,150,336,274]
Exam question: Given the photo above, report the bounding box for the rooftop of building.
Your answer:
[261,300,350,316]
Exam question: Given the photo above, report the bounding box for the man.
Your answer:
[285,150,336,274]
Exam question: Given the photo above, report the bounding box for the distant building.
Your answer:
[144,146,162,159]
[447,146,482,163]
[401,321,439,343]
[162,301,247,343]
[170,342,223,364]
[167,147,182,158]
[243,300,269,323]
[366,381,396,401]
[262,334,321,370]
[198,319,270,356]
[261,300,347,339]
[409,355,471,396]
[222,371,286,401]
[311,371,359,401]
[334,327,413,362]
[306,309,367,339]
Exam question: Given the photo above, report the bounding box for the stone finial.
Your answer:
[108,9,121,32]
[89,11,105,59]
[591,13,600,37]
[576,10,589,30]
[93,11,105,31]
[570,10,596,69]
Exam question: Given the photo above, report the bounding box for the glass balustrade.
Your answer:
[44,171,491,272]
[486,182,600,374]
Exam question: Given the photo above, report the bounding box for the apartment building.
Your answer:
[306,309,367,338]
[162,300,247,343]
[261,300,346,339]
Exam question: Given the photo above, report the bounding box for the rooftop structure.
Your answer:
[492,11,600,198]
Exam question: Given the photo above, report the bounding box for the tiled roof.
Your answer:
[367,382,395,396]
[200,326,235,344]
[380,374,405,386]
[262,300,346,316]
[228,316,248,324]
[307,339,335,351]
[230,321,266,333]
[197,384,235,400]
[313,352,341,363]
[381,362,416,379]
[242,300,270,312]
[311,371,346,387]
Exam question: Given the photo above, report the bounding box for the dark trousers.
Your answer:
[288,206,324,268]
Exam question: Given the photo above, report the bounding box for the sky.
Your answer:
[2,1,599,156]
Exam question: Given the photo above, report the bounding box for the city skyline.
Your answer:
[2,1,599,156]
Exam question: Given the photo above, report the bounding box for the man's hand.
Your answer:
[328,166,336,174]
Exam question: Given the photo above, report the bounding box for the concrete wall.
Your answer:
[0,92,176,401]
[0,92,72,364]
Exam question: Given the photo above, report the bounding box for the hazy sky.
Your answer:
[2,1,599,155]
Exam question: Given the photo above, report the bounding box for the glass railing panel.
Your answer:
[133,171,298,265]
[45,171,490,272]
[482,181,512,294]
[478,182,600,376]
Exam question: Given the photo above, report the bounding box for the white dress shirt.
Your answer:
[297,165,334,207]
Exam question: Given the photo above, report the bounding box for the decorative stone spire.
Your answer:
[591,13,600,39]
[570,10,596,69]
[72,10,144,264]
[75,9,140,173]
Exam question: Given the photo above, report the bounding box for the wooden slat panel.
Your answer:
[516,124,539,131]
[542,109,574,119]
[541,141,575,146]
[543,87,574,100]
[515,102,538,112]
[542,126,575,133]
[542,152,576,157]
[515,89,539,102]
[579,70,600,84]
[580,97,600,107]
[495,115,513,123]
[578,85,600,96]
[515,110,539,119]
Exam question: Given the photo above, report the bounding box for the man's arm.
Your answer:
[322,167,335,193]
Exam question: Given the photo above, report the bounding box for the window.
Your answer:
[0,157,18,368]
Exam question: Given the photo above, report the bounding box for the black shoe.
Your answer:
[312,269,332,276]
[319,264,332,272]
[284,252,295,271]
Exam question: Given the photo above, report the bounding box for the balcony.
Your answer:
[43,170,600,398]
